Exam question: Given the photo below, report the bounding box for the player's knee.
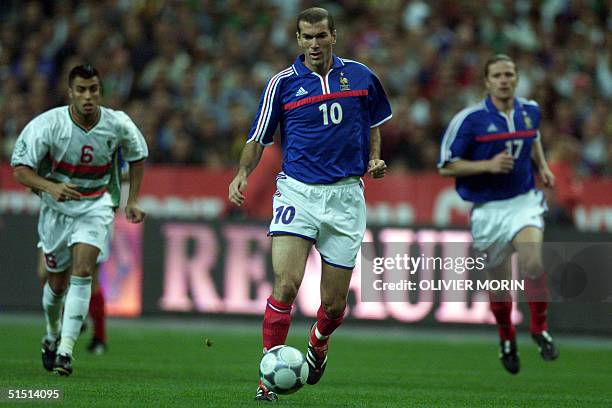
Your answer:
[488,289,511,302]
[322,299,346,319]
[521,256,543,279]
[273,281,299,304]
[49,279,68,295]
[72,262,96,278]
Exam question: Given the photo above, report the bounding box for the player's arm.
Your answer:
[531,136,555,188]
[367,127,386,178]
[124,159,146,223]
[438,151,514,178]
[13,165,81,201]
[229,141,265,206]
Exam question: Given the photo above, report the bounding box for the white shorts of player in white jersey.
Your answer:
[37,201,114,272]
[471,189,547,269]
[268,173,366,269]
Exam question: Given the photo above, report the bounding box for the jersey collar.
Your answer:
[293,54,345,76]
[484,95,521,114]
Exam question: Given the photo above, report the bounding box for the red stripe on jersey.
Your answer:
[474,129,537,142]
[52,159,112,175]
[79,187,108,198]
[283,89,368,111]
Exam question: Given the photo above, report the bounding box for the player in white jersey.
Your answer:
[10,65,148,376]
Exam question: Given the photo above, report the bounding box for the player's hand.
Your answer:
[488,151,514,174]
[367,159,387,179]
[539,166,555,188]
[48,182,82,202]
[229,174,248,206]
[125,202,146,223]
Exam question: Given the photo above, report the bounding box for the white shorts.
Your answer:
[471,189,547,268]
[37,202,114,272]
[268,173,366,269]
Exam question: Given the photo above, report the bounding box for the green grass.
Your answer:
[1,316,611,407]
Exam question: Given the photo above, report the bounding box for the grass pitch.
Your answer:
[1,315,610,407]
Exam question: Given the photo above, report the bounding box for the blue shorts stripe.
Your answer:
[267,230,316,243]
[320,256,354,270]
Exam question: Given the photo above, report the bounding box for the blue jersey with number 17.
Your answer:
[438,96,541,203]
[247,54,392,184]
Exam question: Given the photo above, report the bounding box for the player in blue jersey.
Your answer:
[228,7,392,401]
[438,55,559,374]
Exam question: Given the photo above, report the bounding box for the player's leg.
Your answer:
[37,206,72,372]
[87,264,107,354]
[307,178,365,385]
[306,262,352,385]
[256,235,312,401]
[54,243,98,376]
[257,174,318,400]
[487,256,520,374]
[41,264,69,372]
[513,226,559,361]
[37,249,48,287]
[264,235,312,351]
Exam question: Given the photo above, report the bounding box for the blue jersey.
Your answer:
[438,96,541,203]
[247,54,392,184]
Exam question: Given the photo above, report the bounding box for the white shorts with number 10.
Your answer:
[268,173,366,269]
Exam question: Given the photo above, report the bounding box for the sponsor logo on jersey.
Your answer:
[486,123,498,133]
[295,87,308,97]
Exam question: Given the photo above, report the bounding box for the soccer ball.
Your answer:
[259,345,308,394]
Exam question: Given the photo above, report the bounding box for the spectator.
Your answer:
[0,0,609,174]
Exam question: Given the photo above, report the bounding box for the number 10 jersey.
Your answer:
[246,54,392,184]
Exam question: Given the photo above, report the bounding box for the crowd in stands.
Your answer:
[0,0,610,180]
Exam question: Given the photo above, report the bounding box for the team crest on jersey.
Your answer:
[522,111,533,129]
[339,72,350,91]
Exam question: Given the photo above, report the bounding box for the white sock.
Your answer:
[58,275,92,356]
[315,326,329,341]
[42,282,65,340]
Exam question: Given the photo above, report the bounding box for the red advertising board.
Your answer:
[1,163,611,231]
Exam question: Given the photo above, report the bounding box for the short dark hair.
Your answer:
[484,54,517,78]
[68,64,100,86]
[296,7,335,34]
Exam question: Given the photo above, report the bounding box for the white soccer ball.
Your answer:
[259,345,309,394]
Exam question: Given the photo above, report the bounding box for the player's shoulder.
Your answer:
[337,57,375,75]
[25,106,69,130]
[100,106,136,128]
[516,97,540,113]
[100,106,129,120]
[268,65,298,84]
[34,106,68,122]
[450,100,488,126]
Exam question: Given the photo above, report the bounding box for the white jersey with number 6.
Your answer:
[11,106,148,216]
